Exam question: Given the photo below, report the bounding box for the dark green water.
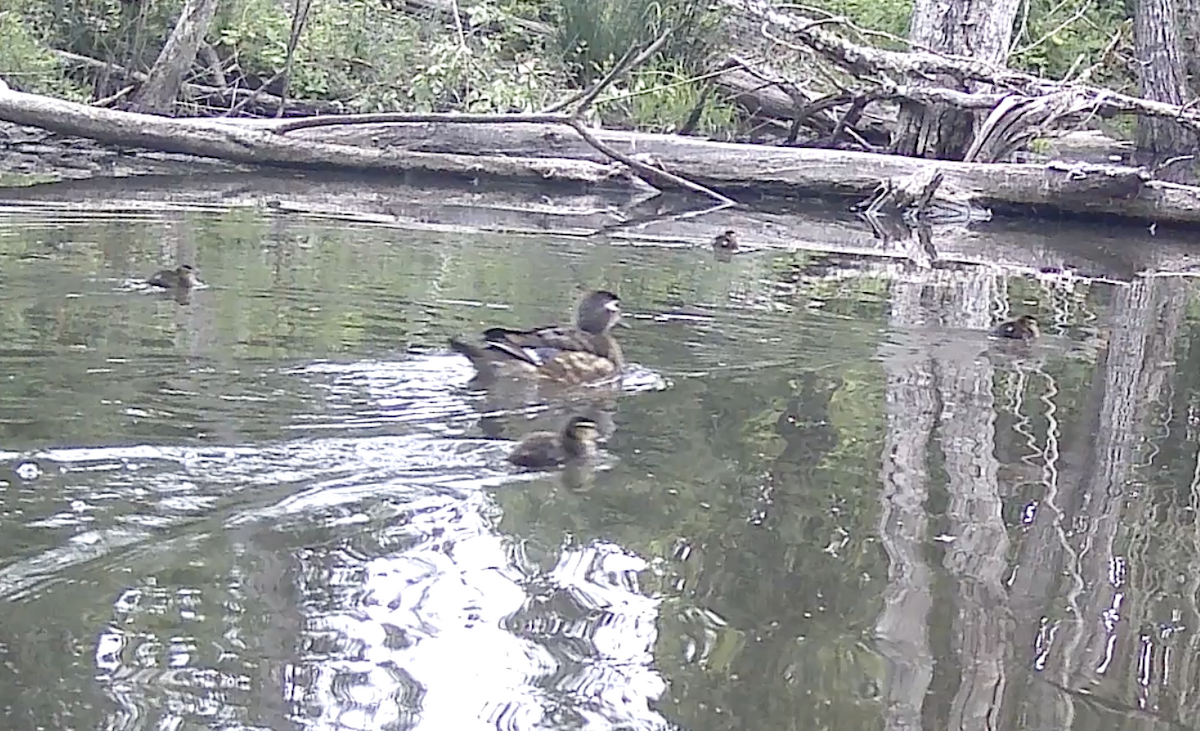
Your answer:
[0,204,1198,731]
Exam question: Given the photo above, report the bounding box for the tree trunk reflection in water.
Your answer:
[1004,335,1105,731]
[1061,278,1186,689]
[237,525,304,730]
[874,277,936,731]
[1184,435,1200,721]
[931,270,1011,731]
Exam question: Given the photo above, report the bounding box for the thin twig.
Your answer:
[1014,0,1095,57]
[449,0,468,48]
[594,64,733,108]
[587,200,733,238]
[776,3,939,54]
[93,85,135,107]
[1073,25,1125,85]
[570,29,673,119]
[1153,155,1195,177]
[540,46,638,114]
[276,0,313,118]
[566,117,735,205]
[678,81,714,135]
[225,67,288,117]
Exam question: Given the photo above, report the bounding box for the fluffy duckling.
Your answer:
[450,290,626,386]
[711,230,739,252]
[991,314,1039,341]
[147,264,199,290]
[507,416,600,469]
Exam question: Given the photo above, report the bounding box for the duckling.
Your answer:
[507,416,600,469]
[711,230,739,252]
[991,314,1039,341]
[450,290,626,386]
[147,264,199,290]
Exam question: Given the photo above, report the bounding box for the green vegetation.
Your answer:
[0,0,1152,134]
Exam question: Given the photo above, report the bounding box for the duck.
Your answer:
[711,230,739,252]
[449,290,626,386]
[147,264,199,290]
[507,416,601,469]
[991,314,1039,340]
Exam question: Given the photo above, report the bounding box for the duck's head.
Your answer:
[576,290,624,334]
[177,264,199,287]
[561,416,600,451]
[1016,314,1040,336]
[712,230,738,251]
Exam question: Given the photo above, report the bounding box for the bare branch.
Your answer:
[565,117,736,205]
[569,29,673,119]
[1014,0,1095,57]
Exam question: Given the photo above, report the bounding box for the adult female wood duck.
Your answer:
[450,290,626,385]
[507,416,601,469]
[147,264,200,290]
[991,314,1039,341]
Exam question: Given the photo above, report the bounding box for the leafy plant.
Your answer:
[0,10,86,99]
[601,62,740,136]
[553,0,721,85]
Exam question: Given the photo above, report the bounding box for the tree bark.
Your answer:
[1134,0,1193,155]
[129,0,221,115]
[4,87,1200,222]
[874,279,937,731]
[1183,0,1200,98]
[892,0,1022,160]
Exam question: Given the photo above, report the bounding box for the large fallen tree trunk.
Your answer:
[2,84,1200,224]
[266,117,1200,223]
[0,85,632,186]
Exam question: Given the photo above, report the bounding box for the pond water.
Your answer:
[0,200,1198,731]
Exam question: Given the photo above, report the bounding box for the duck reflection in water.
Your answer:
[711,229,739,262]
[991,314,1039,341]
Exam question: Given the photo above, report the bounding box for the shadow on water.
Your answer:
[0,197,1199,730]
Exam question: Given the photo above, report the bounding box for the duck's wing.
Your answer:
[146,271,172,288]
[482,325,602,365]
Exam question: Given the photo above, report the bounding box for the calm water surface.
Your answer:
[0,204,1197,731]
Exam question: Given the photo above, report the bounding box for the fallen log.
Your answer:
[266,118,1199,223]
[0,86,638,188]
[3,85,1200,224]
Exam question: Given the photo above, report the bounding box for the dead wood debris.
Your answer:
[716,0,1200,171]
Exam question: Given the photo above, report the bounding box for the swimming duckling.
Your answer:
[450,290,626,386]
[507,416,600,469]
[147,264,199,290]
[991,314,1039,341]
[712,230,739,252]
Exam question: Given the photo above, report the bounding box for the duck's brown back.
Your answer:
[507,432,565,468]
[538,335,623,383]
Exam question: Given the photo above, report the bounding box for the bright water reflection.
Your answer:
[0,203,1199,731]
